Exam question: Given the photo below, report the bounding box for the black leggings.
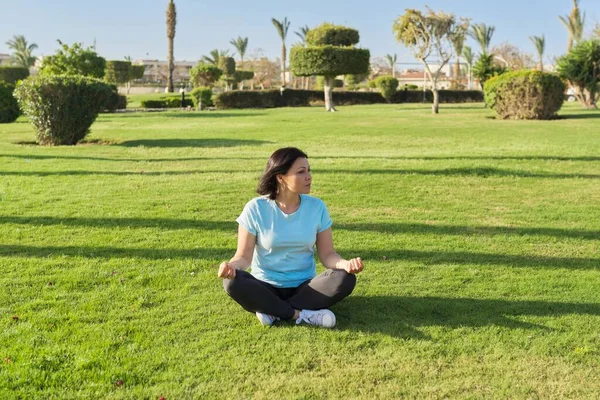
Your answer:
[223,269,356,320]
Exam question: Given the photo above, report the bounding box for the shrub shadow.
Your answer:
[116,138,272,148]
[334,295,600,339]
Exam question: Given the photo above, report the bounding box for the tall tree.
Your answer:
[294,25,310,46]
[5,35,38,68]
[462,46,474,89]
[594,23,600,38]
[166,0,177,92]
[272,17,291,86]
[394,8,467,114]
[557,39,600,109]
[469,23,495,54]
[529,35,546,71]
[559,0,585,52]
[229,36,249,69]
[450,19,470,81]
[385,53,397,77]
[291,23,369,112]
[202,49,230,66]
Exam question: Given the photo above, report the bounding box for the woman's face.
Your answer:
[279,157,312,195]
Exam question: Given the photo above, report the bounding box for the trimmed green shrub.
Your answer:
[189,63,222,87]
[140,97,194,109]
[105,61,132,85]
[103,91,128,112]
[234,70,255,82]
[130,65,146,81]
[214,89,483,109]
[190,87,213,108]
[484,70,565,120]
[218,57,236,76]
[291,46,370,77]
[375,76,399,102]
[40,41,106,79]
[306,24,360,47]
[0,83,21,123]
[14,75,113,145]
[316,76,344,90]
[0,66,30,85]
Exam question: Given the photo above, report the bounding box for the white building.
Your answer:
[132,59,196,85]
[0,53,12,66]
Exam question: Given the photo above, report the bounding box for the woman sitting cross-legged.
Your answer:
[218,147,364,328]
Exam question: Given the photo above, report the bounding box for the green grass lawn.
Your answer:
[1,103,599,399]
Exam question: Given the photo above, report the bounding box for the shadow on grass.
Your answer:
[338,248,600,270]
[116,138,272,148]
[334,296,600,339]
[0,154,261,162]
[2,217,597,241]
[314,167,600,179]
[558,112,600,120]
[112,111,268,119]
[2,166,598,179]
[1,244,598,270]
[0,170,256,176]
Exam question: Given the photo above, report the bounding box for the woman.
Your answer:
[218,147,364,328]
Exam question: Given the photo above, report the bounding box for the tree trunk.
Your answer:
[167,37,174,93]
[281,44,287,87]
[323,76,336,112]
[432,89,439,114]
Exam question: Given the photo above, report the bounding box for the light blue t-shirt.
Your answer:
[236,194,333,288]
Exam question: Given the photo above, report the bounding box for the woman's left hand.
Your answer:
[344,257,364,274]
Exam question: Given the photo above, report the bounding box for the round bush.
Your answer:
[375,76,399,102]
[14,75,114,145]
[190,87,213,108]
[484,70,565,120]
[290,46,370,77]
[0,67,30,85]
[0,83,21,123]
[306,23,360,47]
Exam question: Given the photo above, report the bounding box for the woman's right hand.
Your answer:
[218,262,237,279]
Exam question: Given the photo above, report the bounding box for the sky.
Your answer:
[1,0,599,66]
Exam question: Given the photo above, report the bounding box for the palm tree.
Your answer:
[5,35,38,68]
[202,49,230,66]
[294,25,310,46]
[559,0,585,52]
[450,20,469,83]
[529,35,545,71]
[166,0,177,92]
[469,23,495,54]
[272,17,291,87]
[229,36,249,69]
[385,54,397,78]
[294,25,310,89]
[462,46,474,89]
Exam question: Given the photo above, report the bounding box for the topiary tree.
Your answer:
[40,41,106,79]
[484,70,564,119]
[14,75,113,145]
[473,53,506,89]
[105,61,132,85]
[233,70,254,90]
[190,87,213,110]
[189,63,223,87]
[557,39,600,109]
[0,83,21,123]
[393,8,469,114]
[375,76,399,102]
[290,23,370,111]
[0,66,30,85]
[218,56,236,91]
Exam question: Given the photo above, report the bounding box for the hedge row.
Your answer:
[0,83,21,123]
[0,66,30,85]
[140,97,194,108]
[214,89,484,109]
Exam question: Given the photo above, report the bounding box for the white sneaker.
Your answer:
[256,312,279,326]
[296,309,336,328]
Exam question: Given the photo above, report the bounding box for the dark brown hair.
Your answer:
[257,147,308,199]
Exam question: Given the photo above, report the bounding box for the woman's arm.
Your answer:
[218,225,256,279]
[316,227,364,274]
